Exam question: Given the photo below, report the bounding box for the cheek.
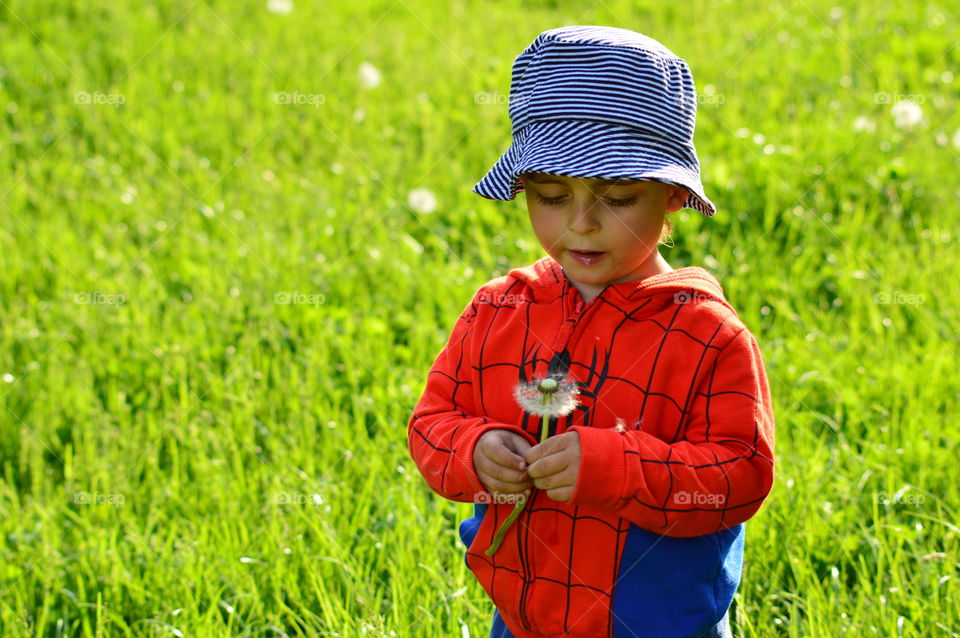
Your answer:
[529,209,561,238]
[616,209,663,235]
[530,212,570,253]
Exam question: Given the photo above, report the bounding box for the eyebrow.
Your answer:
[524,174,640,186]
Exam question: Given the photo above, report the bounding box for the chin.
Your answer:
[566,268,610,283]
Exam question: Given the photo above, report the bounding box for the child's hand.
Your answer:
[474,430,534,498]
[525,431,582,502]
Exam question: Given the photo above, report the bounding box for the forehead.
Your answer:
[523,172,641,186]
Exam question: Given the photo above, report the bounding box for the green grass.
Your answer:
[1,0,958,635]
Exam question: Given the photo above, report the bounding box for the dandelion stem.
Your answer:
[484,497,525,556]
[485,401,552,556]
[540,404,550,443]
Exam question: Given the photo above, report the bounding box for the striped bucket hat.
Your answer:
[473,25,717,216]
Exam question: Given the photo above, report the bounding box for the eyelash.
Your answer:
[536,195,638,207]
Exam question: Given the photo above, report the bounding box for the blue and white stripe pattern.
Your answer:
[473,25,717,216]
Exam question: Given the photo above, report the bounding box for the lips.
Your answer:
[568,249,607,266]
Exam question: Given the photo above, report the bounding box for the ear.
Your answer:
[665,185,689,213]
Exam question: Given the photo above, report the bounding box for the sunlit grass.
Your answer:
[0,0,958,635]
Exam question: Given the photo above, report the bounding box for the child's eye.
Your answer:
[536,194,567,206]
[535,195,637,207]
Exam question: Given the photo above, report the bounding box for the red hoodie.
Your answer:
[407,255,775,638]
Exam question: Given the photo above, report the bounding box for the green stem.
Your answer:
[483,498,525,556]
[484,410,550,556]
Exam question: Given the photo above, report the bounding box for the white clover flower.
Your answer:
[513,374,579,419]
[407,187,437,214]
[266,0,293,14]
[892,101,923,129]
[359,62,382,89]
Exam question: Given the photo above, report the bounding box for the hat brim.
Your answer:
[472,119,717,216]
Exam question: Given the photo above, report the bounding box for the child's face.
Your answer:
[520,172,688,291]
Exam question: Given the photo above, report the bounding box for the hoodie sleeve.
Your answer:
[407,286,537,503]
[568,327,776,537]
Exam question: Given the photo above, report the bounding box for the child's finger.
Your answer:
[527,451,568,479]
[526,432,574,466]
[485,476,534,495]
[488,463,530,488]
[487,441,528,472]
[504,433,534,457]
[476,456,527,488]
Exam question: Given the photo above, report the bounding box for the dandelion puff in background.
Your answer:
[266,0,293,14]
[359,62,382,89]
[852,115,876,133]
[407,187,437,214]
[485,374,580,556]
[892,101,923,130]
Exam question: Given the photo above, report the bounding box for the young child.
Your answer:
[407,26,775,638]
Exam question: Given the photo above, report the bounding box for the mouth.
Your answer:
[568,249,607,265]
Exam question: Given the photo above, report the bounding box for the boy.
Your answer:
[407,26,775,638]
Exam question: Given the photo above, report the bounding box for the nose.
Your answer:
[567,199,600,234]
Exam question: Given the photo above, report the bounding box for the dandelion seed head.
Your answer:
[407,187,437,214]
[266,0,294,14]
[359,62,382,89]
[852,115,876,133]
[892,101,923,129]
[513,373,579,418]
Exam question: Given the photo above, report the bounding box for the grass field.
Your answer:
[1,0,958,635]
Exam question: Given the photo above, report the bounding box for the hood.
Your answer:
[507,254,735,312]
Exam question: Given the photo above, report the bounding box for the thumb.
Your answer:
[492,438,527,471]
[503,433,532,457]
[524,434,559,464]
